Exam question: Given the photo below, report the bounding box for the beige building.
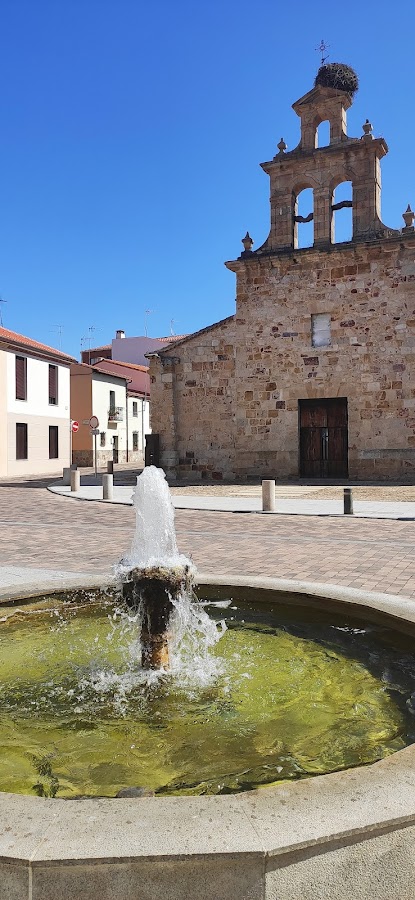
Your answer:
[70,360,150,467]
[148,65,415,482]
[0,327,74,477]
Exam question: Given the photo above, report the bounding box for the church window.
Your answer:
[311,314,331,348]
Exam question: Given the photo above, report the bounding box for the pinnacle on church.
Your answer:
[241,232,254,252]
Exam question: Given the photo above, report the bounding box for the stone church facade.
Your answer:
[148,68,415,481]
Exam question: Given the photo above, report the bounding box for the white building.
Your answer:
[0,327,75,477]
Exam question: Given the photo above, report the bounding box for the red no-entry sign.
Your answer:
[71,420,79,433]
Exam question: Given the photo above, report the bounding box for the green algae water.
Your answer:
[0,592,415,798]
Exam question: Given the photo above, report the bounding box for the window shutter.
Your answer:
[15,357,27,400]
[49,365,58,404]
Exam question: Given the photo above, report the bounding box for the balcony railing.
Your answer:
[108,406,124,422]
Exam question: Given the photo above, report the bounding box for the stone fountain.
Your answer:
[1,467,415,898]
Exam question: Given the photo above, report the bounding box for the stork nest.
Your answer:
[315,63,359,96]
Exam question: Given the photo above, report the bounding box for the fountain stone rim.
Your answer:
[0,573,415,868]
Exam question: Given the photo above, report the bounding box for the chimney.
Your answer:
[115,329,125,339]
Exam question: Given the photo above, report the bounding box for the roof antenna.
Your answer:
[144,309,154,337]
[0,296,7,327]
[50,324,64,350]
[316,39,330,66]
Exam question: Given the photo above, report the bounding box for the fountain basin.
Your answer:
[1,574,415,900]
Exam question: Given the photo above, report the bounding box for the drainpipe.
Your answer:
[141,395,145,454]
[126,377,133,462]
[125,379,130,463]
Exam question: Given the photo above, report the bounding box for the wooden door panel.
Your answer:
[299,399,348,478]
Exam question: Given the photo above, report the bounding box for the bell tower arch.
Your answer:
[259,63,392,252]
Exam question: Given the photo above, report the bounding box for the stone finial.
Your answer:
[277,137,287,154]
[402,204,415,230]
[362,118,373,140]
[241,232,254,252]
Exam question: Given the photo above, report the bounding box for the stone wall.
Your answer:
[149,317,237,480]
[149,234,415,481]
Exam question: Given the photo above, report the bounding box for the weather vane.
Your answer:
[316,39,330,66]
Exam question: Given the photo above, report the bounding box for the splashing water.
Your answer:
[119,466,191,572]
[116,465,226,681]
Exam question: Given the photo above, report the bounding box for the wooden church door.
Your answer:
[299,398,348,478]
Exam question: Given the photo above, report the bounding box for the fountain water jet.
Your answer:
[118,466,196,669]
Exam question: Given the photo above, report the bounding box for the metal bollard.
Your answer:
[344,487,353,515]
[103,473,114,501]
[107,460,114,475]
[262,479,276,512]
[70,469,80,492]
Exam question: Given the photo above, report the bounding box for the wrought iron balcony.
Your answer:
[108,406,124,422]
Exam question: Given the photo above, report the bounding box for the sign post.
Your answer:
[70,420,79,467]
[89,418,100,480]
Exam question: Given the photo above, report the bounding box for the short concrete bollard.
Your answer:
[103,473,114,501]
[262,479,276,512]
[70,469,80,492]
[344,487,353,515]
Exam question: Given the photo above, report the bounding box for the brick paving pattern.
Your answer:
[0,477,415,599]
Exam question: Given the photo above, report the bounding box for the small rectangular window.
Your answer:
[16,423,28,459]
[49,365,58,404]
[109,390,115,413]
[100,431,106,447]
[132,432,139,451]
[132,401,138,417]
[49,425,59,459]
[311,313,331,348]
[15,356,27,400]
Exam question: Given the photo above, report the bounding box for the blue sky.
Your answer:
[1,0,414,359]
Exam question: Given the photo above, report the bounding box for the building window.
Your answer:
[16,423,28,459]
[311,313,331,348]
[109,390,115,414]
[49,425,59,459]
[132,432,139,451]
[132,401,138,417]
[15,356,27,401]
[100,432,106,447]
[49,365,58,404]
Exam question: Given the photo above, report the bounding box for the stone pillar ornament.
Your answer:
[362,118,373,140]
[277,137,287,154]
[402,204,415,231]
[241,232,254,252]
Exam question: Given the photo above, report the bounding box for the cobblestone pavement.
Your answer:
[1,477,415,599]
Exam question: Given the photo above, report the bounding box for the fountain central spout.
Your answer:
[118,467,195,670]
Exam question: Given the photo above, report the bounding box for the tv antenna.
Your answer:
[0,296,7,327]
[50,324,64,350]
[316,39,330,66]
[144,309,154,337]
[81,325,100,364]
